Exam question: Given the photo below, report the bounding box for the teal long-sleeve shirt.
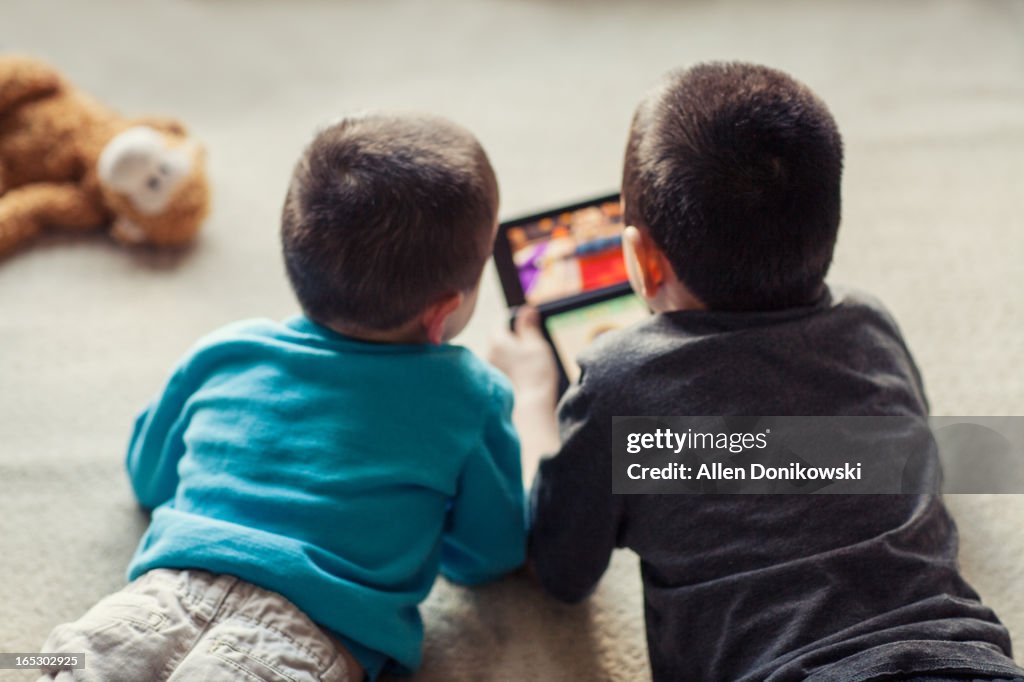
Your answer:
[125,316,526,680]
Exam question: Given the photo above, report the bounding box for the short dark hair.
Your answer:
[623,62,843,311]
[281,113,498,330]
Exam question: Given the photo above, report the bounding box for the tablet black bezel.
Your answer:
[493,192,623,310]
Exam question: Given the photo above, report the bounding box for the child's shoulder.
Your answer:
[165,318,308,377]
[574,286,908,389]
[442,344,515,404]
[189,319,508,386]
[811,286,911,351]
[184,318,291,356]
[195,318,285,345]
[824,285,887,311]
[573,313,675,385]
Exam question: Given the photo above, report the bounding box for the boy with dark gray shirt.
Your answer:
[490,62,1022,682]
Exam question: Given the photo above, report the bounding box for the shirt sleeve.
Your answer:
[440,380,527,585]
[528,378,623,603]
[125,357,200,511]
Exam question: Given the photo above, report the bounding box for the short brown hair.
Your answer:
[623,62,843,311]
[281,113,498,330]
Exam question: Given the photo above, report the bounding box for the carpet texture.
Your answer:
[1,1,1022,680]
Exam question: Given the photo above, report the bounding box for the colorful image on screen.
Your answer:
[545,294,650,383]
[506,200,626,305]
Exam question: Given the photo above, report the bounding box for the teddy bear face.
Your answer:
[98,126,198,215]
[97,126,210,246]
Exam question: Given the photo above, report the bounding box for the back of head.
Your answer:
[623,62,843,311]
[281,113,498,331]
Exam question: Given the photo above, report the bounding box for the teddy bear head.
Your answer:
[97,126,210,246]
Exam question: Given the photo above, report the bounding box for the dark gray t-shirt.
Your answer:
[529,288,1022,682]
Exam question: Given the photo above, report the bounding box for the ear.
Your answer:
[623,225,664,299]
[420,292,463,345]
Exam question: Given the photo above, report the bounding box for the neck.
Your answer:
[323,317,429,345]
[651,280,707,313]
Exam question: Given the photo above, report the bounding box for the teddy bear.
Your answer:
[0,54,210,259]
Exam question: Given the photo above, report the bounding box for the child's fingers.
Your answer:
[490,321,515,351]
[514,306,543,338]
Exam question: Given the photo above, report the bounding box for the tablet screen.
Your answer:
[545,293,650,383]
[505,199,626,305]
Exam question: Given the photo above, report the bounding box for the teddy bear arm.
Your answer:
[0,183,108,257]
[24,183,107,229]
[0,55,62,114]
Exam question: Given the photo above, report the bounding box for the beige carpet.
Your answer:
[1,1,1022,680]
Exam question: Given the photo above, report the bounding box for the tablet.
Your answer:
[494,193,651,388]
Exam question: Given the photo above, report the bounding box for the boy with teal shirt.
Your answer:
[40,114,525,682]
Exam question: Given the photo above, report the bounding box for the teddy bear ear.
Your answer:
[163,120,188,136]
[134,116,188,137]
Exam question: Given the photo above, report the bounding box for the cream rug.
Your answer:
[1,1,1022,679]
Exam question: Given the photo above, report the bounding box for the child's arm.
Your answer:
[125,360,199,511]
[439,381,527,585]
[527,390,621,603]
[487,307,561,485]
[488,307,621,602]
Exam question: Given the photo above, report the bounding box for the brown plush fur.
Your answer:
[0,55,209,258]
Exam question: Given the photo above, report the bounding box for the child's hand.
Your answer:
[488,306,561,484]
[488,306,558,403]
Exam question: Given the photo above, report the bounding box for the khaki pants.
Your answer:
[38,568,362,682]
